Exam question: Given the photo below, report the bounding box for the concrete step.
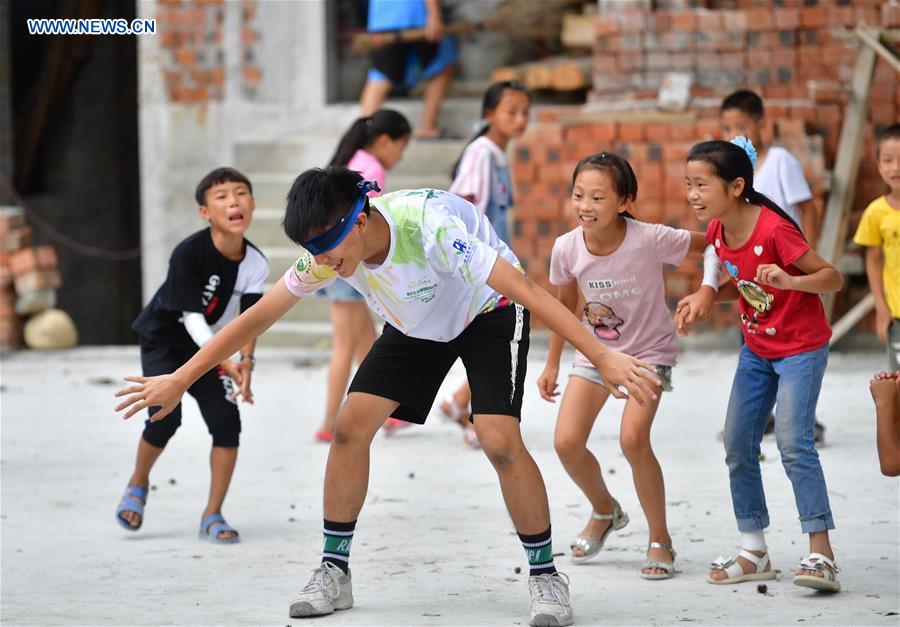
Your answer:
[246,208,291,249]
[235,137,338,174]
[247,170,457,212]
[237,136,468,176]
[236,97,481,143]
[392,139,468,176]
[247,173,295,207]
[389,173,454,191]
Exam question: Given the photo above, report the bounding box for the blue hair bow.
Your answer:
[730,135,758,168]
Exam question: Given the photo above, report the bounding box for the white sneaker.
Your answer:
[289,562,353,618]
[528,571,573,627]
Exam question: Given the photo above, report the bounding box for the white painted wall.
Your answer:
[136,0,329,301]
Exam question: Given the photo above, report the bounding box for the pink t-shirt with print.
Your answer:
[347,149,386,196]
[549,219,691,367]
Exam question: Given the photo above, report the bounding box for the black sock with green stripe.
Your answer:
[519,526,557,576]
[322,519,355,574]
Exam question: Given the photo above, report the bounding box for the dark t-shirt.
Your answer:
[133,229,268,347]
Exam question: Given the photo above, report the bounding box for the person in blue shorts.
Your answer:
[359,0,456,140]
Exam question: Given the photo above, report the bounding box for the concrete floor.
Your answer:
[1,345,897,626]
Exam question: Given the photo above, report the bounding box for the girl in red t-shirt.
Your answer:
[676,138,845,592]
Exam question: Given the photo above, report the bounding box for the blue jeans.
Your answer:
[723,343,834,534]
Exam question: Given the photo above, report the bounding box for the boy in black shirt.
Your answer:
[116,167,268,543]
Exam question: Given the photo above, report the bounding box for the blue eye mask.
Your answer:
[301,180,381,255]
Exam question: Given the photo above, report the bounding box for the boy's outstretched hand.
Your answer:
[870,371,900,405]
[115,374,188,421]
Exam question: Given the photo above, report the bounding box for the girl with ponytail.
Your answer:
[677,137,845,592]
[315,109,412,443]
[328,109,412,177]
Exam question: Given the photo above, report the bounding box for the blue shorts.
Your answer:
[319,279,364,302]
[367,37,457,87]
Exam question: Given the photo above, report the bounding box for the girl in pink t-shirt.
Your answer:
[537,152,716,579]
[315,110,411,443]
[676,138,844,592]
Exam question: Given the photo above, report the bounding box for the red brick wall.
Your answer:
[155,0,261,103]
[512,0,899,331]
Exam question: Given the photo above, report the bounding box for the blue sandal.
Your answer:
[198,513,240,544]
[115,485,148,531]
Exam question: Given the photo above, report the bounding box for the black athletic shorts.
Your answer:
[348,303,530,424]
[139,337,241,448]
[370,41,439,84]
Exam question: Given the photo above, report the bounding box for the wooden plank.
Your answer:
[494,56,594,92]
[554,110,697,125]
[489,66,519,84]
[524,61,553,90]
[856,28,900,73]
[817,41,877,318]
[829,292,875,346]
[561,13,595,49]
[830,28,900,42]
[551,57,594,91]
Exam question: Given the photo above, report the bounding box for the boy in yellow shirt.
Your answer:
[855,124,900,369]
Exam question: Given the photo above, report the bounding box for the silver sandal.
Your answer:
[641,542,677,580]
[570,500,629,564]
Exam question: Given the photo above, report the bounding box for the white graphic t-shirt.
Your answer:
[282,189,521,342]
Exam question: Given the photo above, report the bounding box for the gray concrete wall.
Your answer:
[137,0,329,301]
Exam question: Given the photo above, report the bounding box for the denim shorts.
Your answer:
[319,279,364,302]
[570,363,673,392]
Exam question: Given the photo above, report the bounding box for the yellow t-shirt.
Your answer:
[853,195,900,318]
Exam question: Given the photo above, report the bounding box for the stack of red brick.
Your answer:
[592,0,895,99]
[155,0,262,104]
[0,208,62,350]
[510,0,898,331]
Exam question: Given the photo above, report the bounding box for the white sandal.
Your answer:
[570,500,629,564]
[708,549,777,584]
[641,542,677,580]
[793,552,841,592]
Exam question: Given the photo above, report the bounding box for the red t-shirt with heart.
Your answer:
[706,206,831,359]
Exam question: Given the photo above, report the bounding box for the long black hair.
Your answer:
[571,152,637,220]
[451,80,531,180]
[687,140,803,235]
[328,109,412,167]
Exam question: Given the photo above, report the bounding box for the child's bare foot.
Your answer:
[871,373,900,404]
